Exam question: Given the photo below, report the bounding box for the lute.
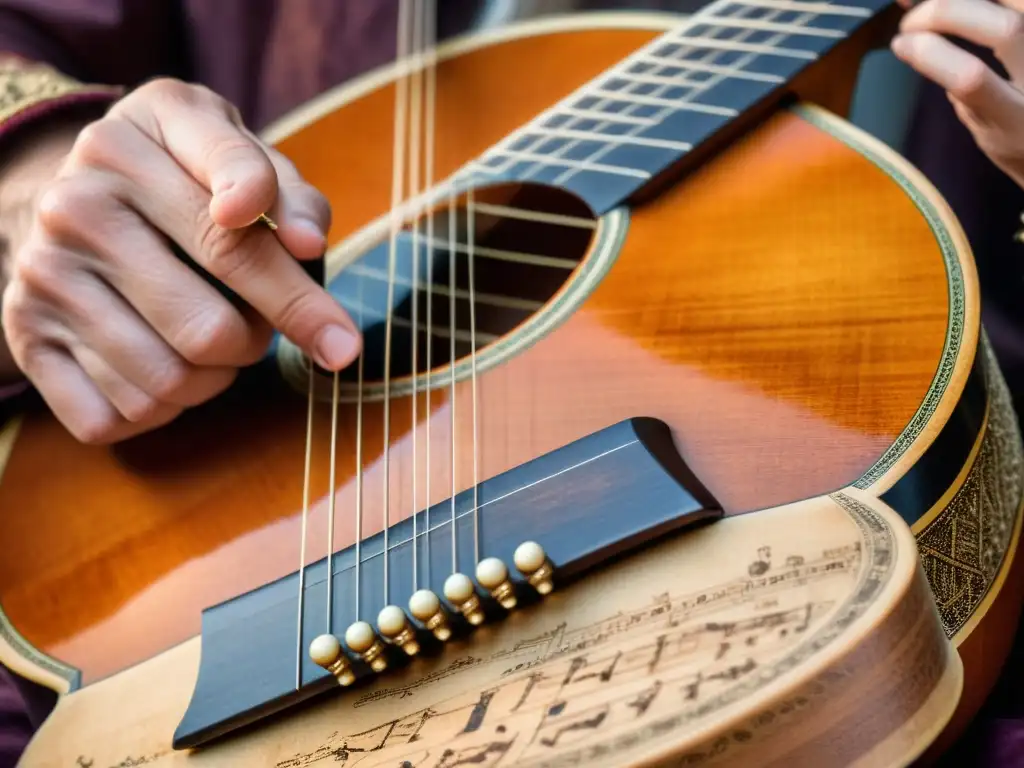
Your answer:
[3,1,1022,765]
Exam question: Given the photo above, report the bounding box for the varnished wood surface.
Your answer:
[17,492,962,767]
[0,21,954,690]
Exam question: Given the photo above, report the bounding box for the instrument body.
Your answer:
[0,10,1020,766]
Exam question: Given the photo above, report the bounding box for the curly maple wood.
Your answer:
[0,9,1019,767]
[0,16,958,684]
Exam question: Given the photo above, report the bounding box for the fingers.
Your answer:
[39,161,273,369]
[22,345,143,444]
[69,113,359,371]
[3,320,181,445]
[110,79,277,230]
[95,88,358,371]
[891,31,1024,128]
[3,236,236,439]
[50,266,240,408]
[149,171,358,371]
[899,0,1024,81]
[3,77,359,445]
[111,79,333,257]
[68,342,181,427]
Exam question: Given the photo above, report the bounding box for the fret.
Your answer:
[589,88,739,116]
[599,78,701,98]
[615,68,721,89]
[667,36,818,60]
[463,0,887,214]
[480,148,653,180]
[647,48,810,83]
[630,56,786,84]
[552,107,658,126]
[522,126,693,152]
[693,16,847,37]
[725,0,873,16]
[500,133,705,190]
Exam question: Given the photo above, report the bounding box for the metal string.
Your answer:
[407,0,440,592]
[326,370,341,623]
[291,3,821,682]
[381,0,415,608]
[354,283,366,621]
[448,201,458,574]
[467,192,480,564]
[408,0,425,595]
[422,0,438,589]
[293,364,316,688]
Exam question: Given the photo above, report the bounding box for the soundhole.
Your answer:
[326,182,599,391]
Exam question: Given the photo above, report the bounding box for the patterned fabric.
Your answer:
[0,1,484,133]
[0,57,120,147]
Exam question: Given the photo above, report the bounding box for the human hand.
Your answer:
[890,0,1024,189]
[0,78,360,444]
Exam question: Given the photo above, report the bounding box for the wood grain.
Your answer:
[17,491,962,768]
[0,21,952,692]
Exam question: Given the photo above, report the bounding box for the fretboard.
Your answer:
[458,0,891,214]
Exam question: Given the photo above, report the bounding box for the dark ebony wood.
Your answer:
[469,0,892,215]
[172,416,722,749]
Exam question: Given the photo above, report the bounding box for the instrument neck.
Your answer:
[453,0,890,215]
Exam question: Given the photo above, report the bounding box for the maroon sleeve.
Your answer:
[0,1,183,86]
[0,1,187,149]
[0,667,33,766]
[0,1,184,396]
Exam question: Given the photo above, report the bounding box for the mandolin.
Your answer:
[3,2,1023,765]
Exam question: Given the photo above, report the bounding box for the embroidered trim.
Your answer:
[0,58,120,131]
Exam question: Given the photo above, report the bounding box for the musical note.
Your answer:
[459,691,495,734]
[74,754,166,768]
[435,740,516,767]
[628,681,661,718]
[273,536,880,768]
[537,707,608,748]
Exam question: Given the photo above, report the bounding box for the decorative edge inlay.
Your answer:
[0,601,79,692]
[511,492,901,767]
[790,105,967,491]
[667,568,949,768]
[915,335,1024,638]
[0,417,79,689]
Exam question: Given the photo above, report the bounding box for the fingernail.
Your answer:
[315,324,359,370]
[293,217,326,243]
[891,34,908,56]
